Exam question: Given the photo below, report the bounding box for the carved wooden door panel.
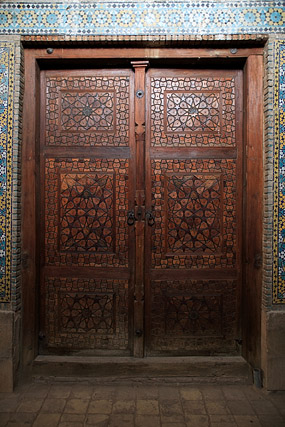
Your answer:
[145,69,243,355]
[39,70,135,355]
[39,66,243,357]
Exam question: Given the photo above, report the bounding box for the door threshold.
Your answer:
[31,355,252,385]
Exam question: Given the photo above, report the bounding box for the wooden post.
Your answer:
[242,55,263,367]
[131,61,149,357]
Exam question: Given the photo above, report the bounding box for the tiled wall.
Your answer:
[0,1,284,35]
[0,1,284,308]
[274,40,285,304]
[0,42,14,303]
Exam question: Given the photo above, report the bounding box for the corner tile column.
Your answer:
[0,36,22,392]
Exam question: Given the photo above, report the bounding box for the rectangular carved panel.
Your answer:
[45,277,129,351]
[149,280,237,355]
[59,292,116,334]
[151,159,236,269]
[165,294,223,336]
[45,158,129,267]
[150,75,236,147]
[46,74,130,146]
[165,173,223,254]
[59,172,115,253]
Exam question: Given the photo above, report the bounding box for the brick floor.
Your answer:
[0,380,284,426]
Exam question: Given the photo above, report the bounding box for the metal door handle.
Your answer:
[127,210,135,226]
[146,210,155,226]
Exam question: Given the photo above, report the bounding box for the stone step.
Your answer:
[31,355,252,384]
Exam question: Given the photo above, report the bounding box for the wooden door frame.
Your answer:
[22,46,263,369]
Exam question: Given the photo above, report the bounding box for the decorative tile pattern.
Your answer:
[0,2,284,35]
[273,40,285,304]
[0,42,14,303]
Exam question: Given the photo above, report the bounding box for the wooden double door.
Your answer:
[39,64,243,357]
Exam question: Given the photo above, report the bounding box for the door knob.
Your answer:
[127,210,135,226]
[146,210,155,226]
[135,329,143,337]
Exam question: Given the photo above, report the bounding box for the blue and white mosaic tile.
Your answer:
[0,43,14,303]
[274,40,285,304]
[0,1,284,35]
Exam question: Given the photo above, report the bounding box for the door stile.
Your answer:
[131,61,149,357]
[144,69,152,355]
[234,70,244,346]
[39,70,48,347]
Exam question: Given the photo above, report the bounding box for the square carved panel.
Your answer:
[45,74,131,146]
[45,277,129,350]
[60,90,115,133]
[165,91,221,134]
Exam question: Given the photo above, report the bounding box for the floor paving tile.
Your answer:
[243,387,267,401]
[185,414,209,426]
[234,415,262,426]
[160,414,186,423]
[182,400,207,415]
[0,379,284,427]
[136,399,159,415]
[88,399,113,414]
[205,400,230,415]
[48,385,71,399]
[24,384,50,399]
[222,386,247,400]
[180,388,203,401]
[108,413,134,426]
[85,413,109,426]
[160,399,184,416]
[0,397,19,412]
[251,398,282,414]
[227,399,255,415]
[159,386,180,400]
[112,399,135,413]
[209,414,235,423]
[60,414,85,422]
[200,386,224,401]
[0,412,10,426]
[70,384,94,399]
[135,414,160,427]
[9,412,37,424]
[135,385,159,400]
[114,386,136,401]
[63,398,89,414]
[16,399,43,413]
[41,398,66,413]
[161,423,186,427]
[210,423,237,427]
[257,414,285,427]
[92,386,115,400]
[33,413,61,427]
[6,422,33,427]
[58,422,84,427]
